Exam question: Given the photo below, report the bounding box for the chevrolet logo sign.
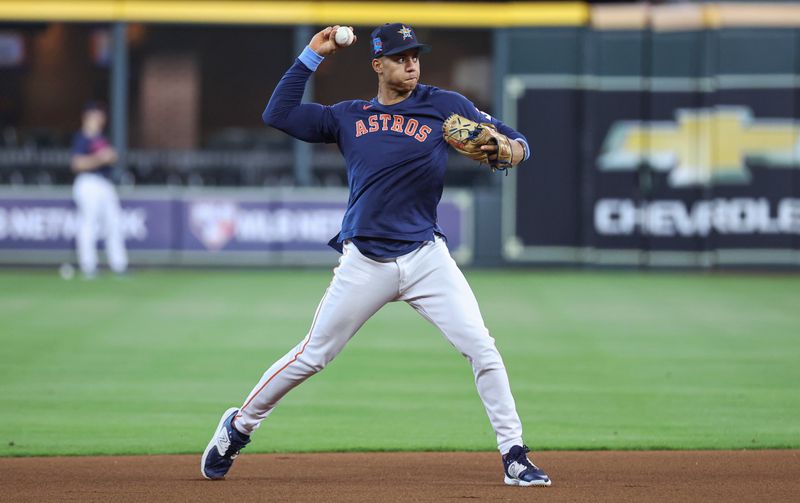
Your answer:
[598,106,800,187]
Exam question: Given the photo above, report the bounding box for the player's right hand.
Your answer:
[309,26,356,57]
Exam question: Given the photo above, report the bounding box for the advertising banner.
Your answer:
[182,199,345,253]
[0,197,174,250]
[180,196,466,255]
[503,27,800,266]
[0,189,473,266]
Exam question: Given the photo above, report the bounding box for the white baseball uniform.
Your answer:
[71,133,128,276]
[236,237,524,453]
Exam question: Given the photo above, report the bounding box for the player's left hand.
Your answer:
[480,144,499,164]
[481,141,524,166]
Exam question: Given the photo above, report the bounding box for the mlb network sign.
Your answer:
[181,197,466,253]
[595,106,800,238]
[183,199,345,252]
[0,198,161,249]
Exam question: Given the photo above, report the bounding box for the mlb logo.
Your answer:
[372,37,383,54]
[189,201,238,251]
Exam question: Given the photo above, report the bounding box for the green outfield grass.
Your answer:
[0,269,798,457]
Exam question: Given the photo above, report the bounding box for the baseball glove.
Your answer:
[442,114,515,173]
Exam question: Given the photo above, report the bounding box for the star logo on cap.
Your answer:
[398,26,413,40]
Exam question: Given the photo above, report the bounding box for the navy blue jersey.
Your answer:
[71,132,113,180]
[263,48,529,256]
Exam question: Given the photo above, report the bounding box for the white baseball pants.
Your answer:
[236,236,524,454]
[73,173,128,276]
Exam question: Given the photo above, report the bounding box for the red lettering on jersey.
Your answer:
[391,115,404,133]
[355,114,429,143]
[415,125,431,142]
[368,115,379,132]
[355,120,368,137]
[404,119,419,137]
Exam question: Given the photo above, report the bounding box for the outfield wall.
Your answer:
[0,188,474,267]
[2,2,799,268]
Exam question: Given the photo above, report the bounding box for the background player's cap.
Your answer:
[82,100,106,113]
[370,23,431,59]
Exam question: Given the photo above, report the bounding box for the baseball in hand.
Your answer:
[334,26,354,47]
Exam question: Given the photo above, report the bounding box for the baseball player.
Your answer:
[202,23,550,487]
[70,102,128,278]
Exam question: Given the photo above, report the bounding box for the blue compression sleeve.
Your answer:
[298,46,324,71]
[516,138,531,161]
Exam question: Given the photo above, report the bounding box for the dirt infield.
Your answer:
[2,450,798,502]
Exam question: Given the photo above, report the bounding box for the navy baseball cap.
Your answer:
[370,23,431,59]
[83,101,106,113]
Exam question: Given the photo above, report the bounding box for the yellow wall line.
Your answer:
[0,1,588,27]
[1,1,796,29]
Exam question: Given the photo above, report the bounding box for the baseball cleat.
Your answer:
[502,444,552,487]
[201,407,251,480]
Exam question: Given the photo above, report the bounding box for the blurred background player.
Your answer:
[70,102,128,278]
